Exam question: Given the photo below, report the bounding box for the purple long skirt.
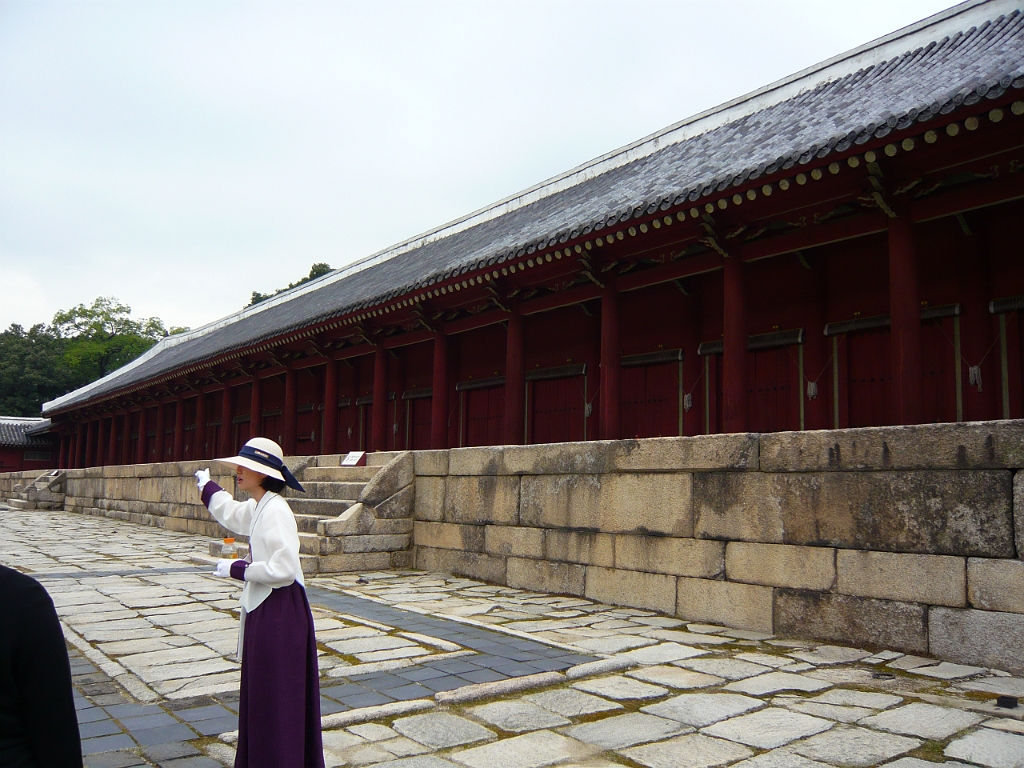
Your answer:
[235,583,325,768]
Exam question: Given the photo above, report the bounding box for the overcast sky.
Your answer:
[1,0,960,333]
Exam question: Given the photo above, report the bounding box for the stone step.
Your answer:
[368,451,404,467]
[299,533,322,555]
[288,498,356,517]
[6,498,35,510]
[294,513,332,534]
[296,481,367,500]
[302,466,380,482]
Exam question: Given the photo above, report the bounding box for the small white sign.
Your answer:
[341,451,366,467]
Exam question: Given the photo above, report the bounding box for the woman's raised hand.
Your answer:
[195,468,211,490]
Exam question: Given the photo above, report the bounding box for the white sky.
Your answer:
[0,0,960,332]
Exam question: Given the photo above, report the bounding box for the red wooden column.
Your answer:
[323,362,338,454]
[430,333,449,449]
[107,414,118,465]
[889,206,923,425]
[960,227,997,421]
[371,346,389,451]
[74,423,84,468]
[135,407,148,464]
[172,398,186,460]
[195,395,207,459]
[62,433,72,469]
[723,253,749,433]
[283,368,297,455]
[220,385,233,455]
[250,376,263,441]
[154,403,167,462]
[504,309,525,445]
[600,282,622,440]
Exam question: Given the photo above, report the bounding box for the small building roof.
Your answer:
[43,0,1024,416]
[0,417,54,448]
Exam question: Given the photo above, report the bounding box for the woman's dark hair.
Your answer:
[260,476,287,493]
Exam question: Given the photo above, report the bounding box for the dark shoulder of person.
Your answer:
[0,564,83,768]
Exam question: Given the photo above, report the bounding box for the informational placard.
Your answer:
[341,451,366,467]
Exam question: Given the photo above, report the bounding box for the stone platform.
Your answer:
[2,507,1023,768]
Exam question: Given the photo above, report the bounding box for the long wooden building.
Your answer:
[45,0,1024,469]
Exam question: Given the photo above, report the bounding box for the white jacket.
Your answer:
[206,489,304,613]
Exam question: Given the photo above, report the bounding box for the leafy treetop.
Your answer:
[249,262,332,307]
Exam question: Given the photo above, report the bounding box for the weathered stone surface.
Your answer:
[521,473,692,536]
[1016,471,1024,561]
[414,478,446,522]
[485,526,543,558]
[414,546,507,584]
[760,420,1024,471]
[791,725,920,767]
[702,708,833,749]
[414,522,485,552]
[676,577,773,634]
[616,535,723,578]
[774,591,928,654]
[321,503,374,536]
[944,728,1024,766]
[448,446,506,476]
[338,534,411,553]
[374,484,415,519]
[929,607,1024,674]
[444,476,519,526]
[860,702,983,740]
[503,441,610,475]
[544,530,614,567]
[524,689,623,718]
[837,550,966,607]
[359,451,414,507]
[694,470,1014,557]
[968,558,1024,613]
[506,557,585,596]
[466,701,570,733]
[622,733,752,768]
[585,567,676,614]
[563,712,687,750]
[609,433,760,472]
[413,450,449,477]
[392,713,495,750]
[450,729,593,768]
[723,672,831,695]
[726,543,834,590]
[317,552,392,573]
[641,692,763,727]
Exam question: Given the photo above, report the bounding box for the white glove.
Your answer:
[195,468,211,491]
[212,559,234,578]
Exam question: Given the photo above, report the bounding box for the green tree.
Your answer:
[249,262,333,306]
[0,297,188,417]
[0,324,72,416]
[51,296,174,381]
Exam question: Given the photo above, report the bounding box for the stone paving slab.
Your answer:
[3,508,1024,767]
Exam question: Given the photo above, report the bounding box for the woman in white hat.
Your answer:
[194,437,324,768]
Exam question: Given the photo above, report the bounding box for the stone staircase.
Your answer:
[210,451,413,576]
[6,471,66,511]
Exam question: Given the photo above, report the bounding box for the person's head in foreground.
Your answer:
[215,437,305,496]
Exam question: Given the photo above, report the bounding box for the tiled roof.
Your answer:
[44,0,1024,415]
[0,417,53,448]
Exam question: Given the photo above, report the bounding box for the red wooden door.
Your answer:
[296,368,323,455]
[847,328,892,427]
[529,377,585,444]
[336,404,357,454]
[920,318,957,424]
[463,386,504,447]
[621,365,678,439]
[747,347,798,433]
[408,398,432,450]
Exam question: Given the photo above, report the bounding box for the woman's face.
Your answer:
[235,465,267,494]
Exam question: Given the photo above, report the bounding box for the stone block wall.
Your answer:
[411,421,1024,674]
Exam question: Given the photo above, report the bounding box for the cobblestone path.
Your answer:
[2,507,1023,768]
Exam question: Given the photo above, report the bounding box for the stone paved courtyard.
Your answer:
[2,507,1024,768]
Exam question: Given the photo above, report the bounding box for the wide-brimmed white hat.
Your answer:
[215,437,305,492]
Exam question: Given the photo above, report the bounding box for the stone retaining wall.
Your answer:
[411,421,1024,674]
[3,420,1023,672]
